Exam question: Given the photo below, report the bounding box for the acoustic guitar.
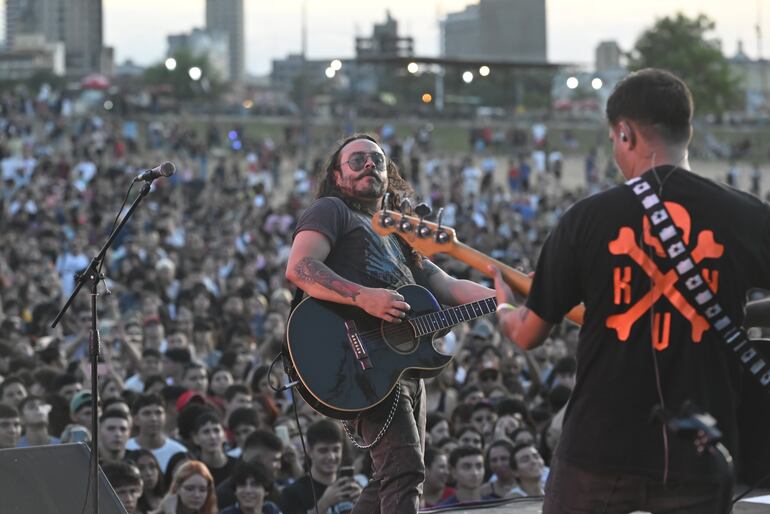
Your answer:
[285,284,499,420]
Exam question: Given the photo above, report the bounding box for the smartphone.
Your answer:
[275,425,291,446]
[338,466,355,480]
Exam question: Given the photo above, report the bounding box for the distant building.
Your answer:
[729,40,770,116]
[4,0,105,76]
[270,53,328,91]
[114,58,145,78]
[206,0,244,83]
[441,0,546,62]
[354,11,414,97]
[0,33,65,80]
[595,41,623,71]
[355,11,414,58]
[168,28,230,82]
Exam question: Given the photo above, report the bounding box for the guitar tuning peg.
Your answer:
[414,203,432,238]
[381,193,390,213]
[400,198,412,213]
[414,203,431,219]
[378,193,395,227]
[435,207,450,243]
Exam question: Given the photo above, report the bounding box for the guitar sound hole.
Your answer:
[381,323,418,354]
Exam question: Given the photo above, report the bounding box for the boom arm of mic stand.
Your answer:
[51,181,152,329]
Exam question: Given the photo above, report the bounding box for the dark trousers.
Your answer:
[543,456,731,514]
[351,378,426,514]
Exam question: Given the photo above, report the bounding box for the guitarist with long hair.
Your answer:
[285,134,493,514]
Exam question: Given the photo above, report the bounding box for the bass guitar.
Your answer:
[370,207,585,325]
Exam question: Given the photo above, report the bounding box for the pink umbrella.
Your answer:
[80,74,110,90]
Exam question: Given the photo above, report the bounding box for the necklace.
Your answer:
[649,153,687,197]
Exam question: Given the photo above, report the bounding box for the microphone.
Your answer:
[134,161,176,182]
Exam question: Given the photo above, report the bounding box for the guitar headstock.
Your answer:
[371,208,460,256]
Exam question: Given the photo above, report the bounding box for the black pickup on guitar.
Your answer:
[284,284,497,420]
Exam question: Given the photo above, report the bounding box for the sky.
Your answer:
[6,0,768,74]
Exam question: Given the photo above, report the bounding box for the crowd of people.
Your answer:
[0,80,763,514]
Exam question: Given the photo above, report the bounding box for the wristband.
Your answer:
[495,302,516,313]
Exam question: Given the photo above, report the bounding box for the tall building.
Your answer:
[4,0,104,76]
[595,40,622,71]
[168,28,230,81]
[441,0,547,62]
[206,0,244,83]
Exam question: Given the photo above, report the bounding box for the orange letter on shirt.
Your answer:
[613,266,632,305]
[653,312,671,351]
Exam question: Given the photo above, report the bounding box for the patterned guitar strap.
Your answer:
[626,174,770,393]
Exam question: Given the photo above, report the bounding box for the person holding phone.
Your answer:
[279,419,362,514]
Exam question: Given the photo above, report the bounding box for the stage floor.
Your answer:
[419,494,770,513]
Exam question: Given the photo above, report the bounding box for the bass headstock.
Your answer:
[371,204,460,257]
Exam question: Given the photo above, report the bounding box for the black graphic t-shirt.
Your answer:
[527,166,770,482]
[293,196,423,289]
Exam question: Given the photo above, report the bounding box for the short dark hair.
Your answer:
[52,373,81,391]
[424,446,447,468]
[231,459,273,490]
[243,428,283,452]
[0,376,25,396]
[606,68,693,145]
[225,384,250,402]
[144,375,166,392]
[306,419,343,448]
[164,348,192,365]
[192,410,222,433]
[228,407,260,431]
[426,412,448,433]
[100,409,130,424]
[142,348,162,360]
[101,397,130,413]
[102,461,142,489]
[182,362,206,379]
[0,403,20,419]
[449,445,484,468]
[17,394,42,412]
[132,393,164,414]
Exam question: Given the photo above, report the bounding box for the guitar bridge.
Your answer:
[344,320,373,370]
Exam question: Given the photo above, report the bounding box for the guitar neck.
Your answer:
[410,297,498,338]
[445,240,585,326]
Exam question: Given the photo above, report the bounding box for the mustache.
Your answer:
[358,171,382,181]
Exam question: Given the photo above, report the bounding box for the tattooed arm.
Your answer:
[285,230,410,323]
[420,259,495,306]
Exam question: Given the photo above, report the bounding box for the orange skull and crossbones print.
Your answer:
[606,201,724,350]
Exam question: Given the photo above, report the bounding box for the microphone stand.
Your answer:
[51,180,153,513]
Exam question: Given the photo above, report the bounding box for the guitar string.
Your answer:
[353,300,497,340]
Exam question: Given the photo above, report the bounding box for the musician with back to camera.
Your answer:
[489,68,770,513]
[285,134,493,514]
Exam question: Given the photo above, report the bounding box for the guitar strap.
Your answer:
[626,174,770,394]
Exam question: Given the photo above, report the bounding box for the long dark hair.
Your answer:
[316,133,422,268]
[316,133,414,212]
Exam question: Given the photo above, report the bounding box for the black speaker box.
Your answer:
[0,442,127,513]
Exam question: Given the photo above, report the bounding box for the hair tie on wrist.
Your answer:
[496,302,515,313]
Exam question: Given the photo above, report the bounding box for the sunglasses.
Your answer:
[340,152,386,172]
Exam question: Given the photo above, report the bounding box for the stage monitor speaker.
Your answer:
[0,442,127,514]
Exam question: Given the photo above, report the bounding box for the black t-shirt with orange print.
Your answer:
[527,165,770,482]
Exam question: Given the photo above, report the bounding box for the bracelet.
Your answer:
[496,302,516,313]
